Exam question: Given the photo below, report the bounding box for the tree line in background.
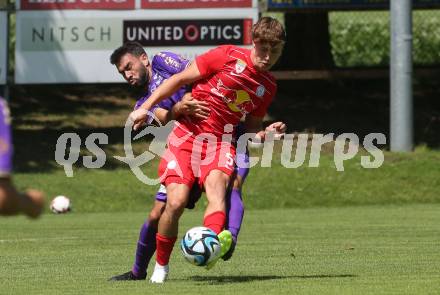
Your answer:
[270,9,440,70]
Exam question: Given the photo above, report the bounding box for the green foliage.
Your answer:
[413,11,440,64]
[330,10,440,67]
[330,11,390,67]
[1,206,439,294]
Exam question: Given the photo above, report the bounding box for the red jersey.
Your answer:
[180,45,277,138]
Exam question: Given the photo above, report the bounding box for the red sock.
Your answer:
[156,233,177,266]
[203,211,226,235]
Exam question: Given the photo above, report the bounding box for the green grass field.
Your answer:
[10,146,440,212]
[1,205,439,294]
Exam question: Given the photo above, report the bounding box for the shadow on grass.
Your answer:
[187,274,356,284]
[274,79,440,148]
[12,127,130,173]
[10,84,144,173]
[10,84,141,120]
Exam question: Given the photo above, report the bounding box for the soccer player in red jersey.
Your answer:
[108,44,249,281]
[129,17,287,283]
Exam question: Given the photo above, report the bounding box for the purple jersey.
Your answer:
[134,52,190,124]
[0,97,12,176]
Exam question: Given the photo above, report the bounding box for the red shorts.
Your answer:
[158,123,236,187]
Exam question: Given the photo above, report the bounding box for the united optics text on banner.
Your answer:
[124,19,253,46]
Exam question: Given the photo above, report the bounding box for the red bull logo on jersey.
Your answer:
[227,90,254,113]
[211,79,255,114]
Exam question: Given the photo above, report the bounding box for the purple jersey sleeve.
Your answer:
[0,98,12,176]
[152,52,189,77]
[134,52,190,124]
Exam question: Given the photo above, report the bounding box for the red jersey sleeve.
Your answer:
[250,84,277,117]
[195,45,231,77]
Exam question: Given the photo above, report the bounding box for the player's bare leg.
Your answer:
[150,183,190,283]
[0,179,44,218]
[203,170,233,269]
[204,170,229,219]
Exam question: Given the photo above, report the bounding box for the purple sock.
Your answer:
[131,221,157,277]
[226,188,244,242]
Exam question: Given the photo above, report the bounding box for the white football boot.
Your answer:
[149,262,169,283]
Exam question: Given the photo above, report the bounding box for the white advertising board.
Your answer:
[15,9,258,84]
[0,11,7,85]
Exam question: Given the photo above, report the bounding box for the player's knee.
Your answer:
[205,171,230,191]
[232,176,243,190]
[165,198,186,216]
[148,207,163,224]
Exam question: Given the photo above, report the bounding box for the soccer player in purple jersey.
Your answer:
[108,42,249,281]
[0,97,44,218]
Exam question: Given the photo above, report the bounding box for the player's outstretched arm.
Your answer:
[170,93,210,121]
[130,63,203,130]
[245,115,287,142]
[151,94,210,125]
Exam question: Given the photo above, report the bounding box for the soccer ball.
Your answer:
[50,196,71,214]
[180,226,221,266]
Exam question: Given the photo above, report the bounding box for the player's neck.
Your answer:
[147,65,153,83]
[142,65,153,90]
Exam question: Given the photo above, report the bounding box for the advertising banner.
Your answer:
[141,0,253,9]
[15,9,257,84]
[0,11,7,85]
[19,0,256,10]
[124,19,253,46]
[19,0,136,10]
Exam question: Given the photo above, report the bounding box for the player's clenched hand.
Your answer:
[178,93,210,120]
[129,108,148,131]
[23,189,45,219]
[265,121,287,139]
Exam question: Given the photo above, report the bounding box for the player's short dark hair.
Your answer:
[110,42,146,65]
[252,16,286,46]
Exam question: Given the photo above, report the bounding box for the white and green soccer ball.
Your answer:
[180,226,221,266]
[50,195,71,214]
